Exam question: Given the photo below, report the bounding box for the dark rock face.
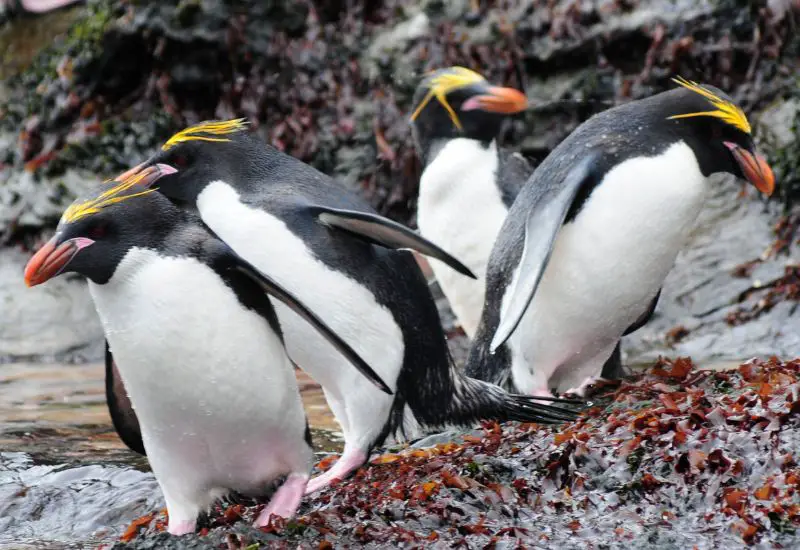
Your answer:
[2,0,797,240]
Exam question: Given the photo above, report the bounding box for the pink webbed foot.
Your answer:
[305,448,368,495]
[167,519,196,536]
[254,473,309,526]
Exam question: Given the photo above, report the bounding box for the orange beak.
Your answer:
[461,86,529,114]
[724,142,775,196]
[24,236,94,287]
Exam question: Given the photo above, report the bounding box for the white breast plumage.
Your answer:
[417,138,508,337]
[504,141,708,393]
[89,247,309,523]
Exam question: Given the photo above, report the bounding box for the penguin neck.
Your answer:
[420,135,494,168]
[418,138,501,211]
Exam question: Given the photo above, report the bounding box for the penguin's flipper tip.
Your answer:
[311,205,476,279]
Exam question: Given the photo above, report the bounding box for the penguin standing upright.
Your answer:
[23,172,393,535]
[105,120,578,494]
[465,78,775,397]
[410,66,651,386]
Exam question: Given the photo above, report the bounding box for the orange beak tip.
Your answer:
[725,142,776,198]
[461,86,528,114]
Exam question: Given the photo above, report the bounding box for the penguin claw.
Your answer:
[564,375,612,398]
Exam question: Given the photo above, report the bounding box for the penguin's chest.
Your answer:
[89,249,304,489]
[417,139,509,336]
[196,182,404,393]
[521,142,707,351]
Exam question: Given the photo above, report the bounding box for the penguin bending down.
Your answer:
[465,77,775,397]
[23,174,392,535]
[105,120,580,494]
[410,66,655,389]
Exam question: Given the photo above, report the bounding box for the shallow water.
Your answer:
[0,362,341,549]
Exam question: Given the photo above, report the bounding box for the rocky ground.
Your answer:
[109,358,800,549]
[1,0,799,365]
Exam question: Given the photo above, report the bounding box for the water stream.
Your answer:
[0,362,342,549]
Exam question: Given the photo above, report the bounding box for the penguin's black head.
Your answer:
[659,77,774,196]
[24,168,183,286]
[114,118,263,205]
[409,67,528,155]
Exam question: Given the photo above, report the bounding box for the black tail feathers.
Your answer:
[407,371,584,430]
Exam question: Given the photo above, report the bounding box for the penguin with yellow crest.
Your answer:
[465,78,775,398]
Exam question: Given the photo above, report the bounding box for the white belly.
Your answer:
[196,183,404,422]
[89,249,307,497]
[417,139,508,338]
[508,141,708,391]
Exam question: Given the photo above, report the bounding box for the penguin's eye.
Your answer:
[172,154,189,169]
[88,223,108,240]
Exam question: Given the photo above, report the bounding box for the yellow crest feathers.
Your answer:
[61,170,157,224]
[162,118,250,151]
[410,67,486,131]
[667,76,751,134]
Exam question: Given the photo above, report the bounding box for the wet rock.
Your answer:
[0,156,103,236]
[622,176,800,364]
[408,427,476,449]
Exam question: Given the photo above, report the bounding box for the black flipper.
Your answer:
[599,342,625,381]
[491,153,600,352]
[308,205,477,280]
[623,288,661,336]
[104,341,146,456]
[220,247,394,396]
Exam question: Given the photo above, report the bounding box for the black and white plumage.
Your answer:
[411,66,640,386]
[104,120,579,494]
[465,78,775,398]
[23,175,392,535]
